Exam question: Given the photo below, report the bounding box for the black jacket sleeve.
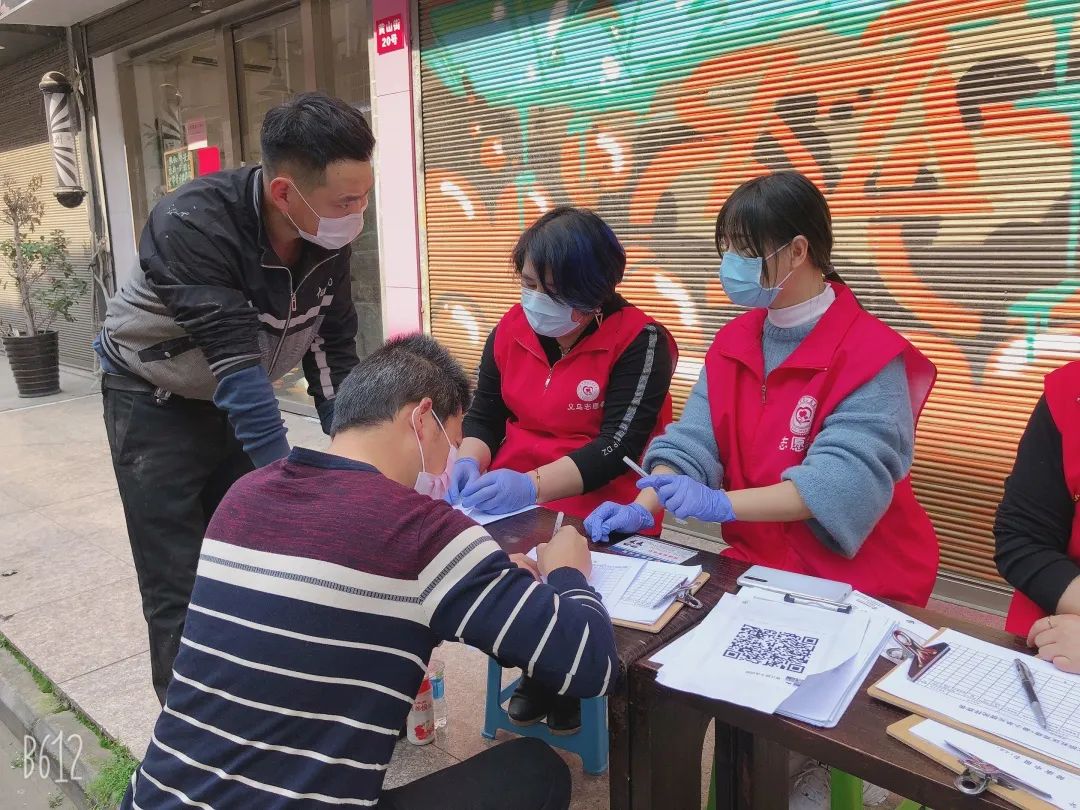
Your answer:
[303,254,360,411]
[462,328,510,456]
[568,324,674,493]
[994,396,1079,614]
[140,210,262,380]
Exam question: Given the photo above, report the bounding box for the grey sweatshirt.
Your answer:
[643,317,914,558]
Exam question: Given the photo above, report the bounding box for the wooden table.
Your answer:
[627,560,1024,810]
[484,508,734,810]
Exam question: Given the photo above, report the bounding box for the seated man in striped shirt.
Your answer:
[121,334,618,810]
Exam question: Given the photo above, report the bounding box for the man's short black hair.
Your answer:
[261,91,375,184]
[331,334,472,435]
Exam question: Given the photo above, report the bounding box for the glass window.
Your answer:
[329,0,383,361]
[120,31,230,233]
[233,10,306,163]
[116,1,383,412]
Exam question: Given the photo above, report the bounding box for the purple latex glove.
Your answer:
[460,468,537,514]
[583,502,654,544]
[447,457,482,504]
[637,474,736,523]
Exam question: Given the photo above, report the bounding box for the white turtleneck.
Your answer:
[767,283,836,328]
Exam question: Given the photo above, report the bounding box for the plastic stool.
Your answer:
[482,657,608,774]
[830,769,926,810]
[705,767,927,809]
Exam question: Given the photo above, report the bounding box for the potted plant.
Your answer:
[1,175,88,397]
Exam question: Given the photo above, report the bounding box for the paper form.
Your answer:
[453,502,537,526]
[527,549,701,624]
[843,591,935,659]
[874,629,1080,770]
[911,719,1080,809]
[653,594,869,714]
[585,555,643,608]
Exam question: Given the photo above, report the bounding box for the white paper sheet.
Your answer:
[453,502,537,526]
[527,549,701,624]
[778,609,893,727]
[608,560,702,624]
[585,554,644,608]
[655,594,869,714]
[843,590,936,660]
[910,719,1080,809]
[874,628,1080,770]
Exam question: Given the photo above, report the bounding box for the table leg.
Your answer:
[608,682,632,810]
[749,736,788,810]
[710,724,788,810]
[629,672,712,810]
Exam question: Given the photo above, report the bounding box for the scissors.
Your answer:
[943,741,1054,800]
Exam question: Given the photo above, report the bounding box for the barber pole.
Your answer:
[39,72,86,208]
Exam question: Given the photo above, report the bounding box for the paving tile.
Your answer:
[36,490,127,539]
[61,651,159,757]
[427,641,498,763]
[0,576,148,684]
[82,528,134,565]
[0,456,118,509]
[0,522,133,617]
[282,411,331,451]
[383,739,461,790]
[0,487,31,518]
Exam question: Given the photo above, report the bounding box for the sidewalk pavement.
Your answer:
[0,356,622,807]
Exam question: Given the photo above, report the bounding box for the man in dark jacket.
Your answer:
[95,91,374,702]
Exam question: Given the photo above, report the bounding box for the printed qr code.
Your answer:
[722,624,820,673]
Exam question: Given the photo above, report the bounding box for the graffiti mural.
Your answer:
[420,0,1080,580]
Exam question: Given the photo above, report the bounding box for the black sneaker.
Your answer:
[546,695,581,735]
[507,675,550,726]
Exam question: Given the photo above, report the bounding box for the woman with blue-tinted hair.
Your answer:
[448,205,677,733]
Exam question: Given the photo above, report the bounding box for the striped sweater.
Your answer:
[121,448,618,809]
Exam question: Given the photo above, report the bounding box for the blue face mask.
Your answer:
[719,243,793,309]
[520,288,581,337]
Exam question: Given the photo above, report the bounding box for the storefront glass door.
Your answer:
[116,1,383,413]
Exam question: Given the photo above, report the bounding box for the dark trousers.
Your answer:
[102,376,254,705]
[381,738,571,810]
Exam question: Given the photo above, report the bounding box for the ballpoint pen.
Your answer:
[1014,658,1048,729]
[622,456,688,525]
[551,511,564,536]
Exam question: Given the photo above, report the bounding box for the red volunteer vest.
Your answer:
[1005,360,1080,636]
[491,303,678,523]
[704,283,939,606]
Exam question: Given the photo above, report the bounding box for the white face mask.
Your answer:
[286,181,365,250]
[412,407,456,500]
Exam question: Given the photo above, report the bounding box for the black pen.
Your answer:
[1014,658,1048,729]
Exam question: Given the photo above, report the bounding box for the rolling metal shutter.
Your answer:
[418,0,1080,584]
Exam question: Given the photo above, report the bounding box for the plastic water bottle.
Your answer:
[428,658,447,729]
[407,676,435,745]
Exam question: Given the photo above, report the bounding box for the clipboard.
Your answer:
[867,630,1080,777]
[887,715,1059,810]
[611,571,710,634]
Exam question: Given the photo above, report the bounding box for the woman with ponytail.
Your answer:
[586,171,940,606]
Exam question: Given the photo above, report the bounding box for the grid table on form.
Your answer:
[917,643,1080,737]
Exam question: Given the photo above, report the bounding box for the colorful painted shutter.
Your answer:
[418,0,1080,583]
